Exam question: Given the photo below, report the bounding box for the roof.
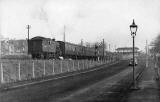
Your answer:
[30,36,52,40]
[116,47,139,51]
[57,41,82,46]
[31,36,46,40]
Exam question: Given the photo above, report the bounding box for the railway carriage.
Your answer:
[84,47,95,59]
[57,41,84,59]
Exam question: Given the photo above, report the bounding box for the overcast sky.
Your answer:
[1,0,160,51]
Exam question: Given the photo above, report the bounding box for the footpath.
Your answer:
[126,62,160,102]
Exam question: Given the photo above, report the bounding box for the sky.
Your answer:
[0,0,160,51]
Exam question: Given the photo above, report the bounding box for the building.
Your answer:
[0,39,28,55]
[116,47,139,59]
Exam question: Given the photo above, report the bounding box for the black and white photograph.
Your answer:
[0,0,160,102]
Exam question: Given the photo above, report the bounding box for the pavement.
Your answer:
[126,61,160,102]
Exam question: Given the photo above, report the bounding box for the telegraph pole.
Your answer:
[109,44,111,52]
[63,25,66,58]
[102,39,105,60]
[114,45,116,52]
[26,25,31,54]
[63,25,66,43]
[0,37,1,59]
[146,40,148,68]
[81,39,83,46]
[0,38,2,59]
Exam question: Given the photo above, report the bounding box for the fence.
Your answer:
[0,58,118,84]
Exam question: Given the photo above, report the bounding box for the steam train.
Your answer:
[28,36,113,60]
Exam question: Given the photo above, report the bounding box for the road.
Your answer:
[0,60,139,102]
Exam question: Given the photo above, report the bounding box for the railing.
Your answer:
[0,59,118,84]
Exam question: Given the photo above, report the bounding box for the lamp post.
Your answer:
[130,19,138,89]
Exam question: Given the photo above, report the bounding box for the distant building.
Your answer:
[116,47,139,53]
[0,39,28,55]
[116,47,139,59]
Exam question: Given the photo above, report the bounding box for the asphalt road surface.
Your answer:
[0,60,133,102]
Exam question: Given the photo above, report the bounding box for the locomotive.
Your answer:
[29,36,105,60]
[28,36,60,59]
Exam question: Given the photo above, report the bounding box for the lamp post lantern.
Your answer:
[130,19,138,89]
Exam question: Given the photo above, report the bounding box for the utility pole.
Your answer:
[26,25,31,54]
[114,45,116,52]
[106,43,108,51]
[146,40,148,68]
[81,39,83,46]
[0,38,1,59]
[0,24,1,59]
[63,25,66,43]
[109,44,111,52]
[102,39,105,60]
[63,25,66,59]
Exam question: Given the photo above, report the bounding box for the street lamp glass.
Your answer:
[130,19,138,36]
[130,27,137,35]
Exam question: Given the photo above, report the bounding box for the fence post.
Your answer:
[52,61,55,75]
[32,61,35,78]
[43,60,46,75]
[88,60,90,68]
[92,60,94,67]
[78,61,80,70]
[1,63,4,83]
[85,60,88,69]
[18,62,21,80]
[85,60,87,69]
[83,60,85,70]
[60,60,62,73]
[110,57,112,63]
[88,60,89,69]
[90,60,92,68]
[73,61,74,71]
[67,61,69,72]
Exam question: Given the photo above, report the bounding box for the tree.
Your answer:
[150,34,160,54]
